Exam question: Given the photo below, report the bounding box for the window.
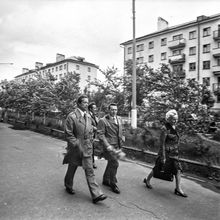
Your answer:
[189,62,196,71]
[203,77,210,86]
[128,47,132,54]
[56,66,58,71]
[161,52,167,60]
[88,75,91,81]
[203,44,210,53]
[59,74,62,79]
[217,58,220,66]
[218,42,220,48]
[203,27,211,37]
[189,47,196,55]
[137,44,144,52]
[149,41,154,49]
[161,38,167,46]
[203,61,210,69]
[148,55,154,62]
[76,65,80,70]
[189,31,196,40]
[64,64,67,69]
[88,67,91,72]
[173,49,182,56]
[173,34,183,41]
[137,57,144,64]
[52,68,54,72]
[59,65,62,70]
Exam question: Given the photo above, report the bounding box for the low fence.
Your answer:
[2,116,220,179]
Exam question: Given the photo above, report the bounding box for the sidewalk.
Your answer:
[0,122,219,220]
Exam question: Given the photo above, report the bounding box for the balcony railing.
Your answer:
[213,30,220,40]
[168,38,186,49]
[212,47,220,58]
[212,65,220,75]
[169,54,186,64]
[173,70,186,78]
[213,83,220,96]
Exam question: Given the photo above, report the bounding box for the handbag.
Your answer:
[153,158,174,182]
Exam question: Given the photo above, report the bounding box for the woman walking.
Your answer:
[143,109,187,197]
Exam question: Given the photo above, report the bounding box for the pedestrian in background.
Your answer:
[63,95,107,204]
[88,102,99,169]
[97,103,125,194]
[143,109,188,197]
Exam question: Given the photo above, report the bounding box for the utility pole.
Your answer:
[131,0,137,129]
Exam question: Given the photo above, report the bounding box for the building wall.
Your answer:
[123,15,220,110]
[15,59,98,93]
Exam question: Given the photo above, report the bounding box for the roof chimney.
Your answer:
[35,62,43,70]
[56,53,65,62]
[157,17,168,31]
[22,68,29,74]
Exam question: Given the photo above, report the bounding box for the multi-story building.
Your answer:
[14,54,99,92]
[120,13,220,111]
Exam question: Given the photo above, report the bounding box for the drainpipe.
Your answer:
[197,21,201,81]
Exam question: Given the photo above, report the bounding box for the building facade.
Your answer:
[14,54,99,92]
[121,13,220,111]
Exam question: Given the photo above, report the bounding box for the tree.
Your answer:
[89,67,126,115]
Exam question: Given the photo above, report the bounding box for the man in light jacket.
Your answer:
[63,95,107,204]
[97,103,124,194]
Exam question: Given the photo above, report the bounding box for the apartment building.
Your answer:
[14,54,99,92]
[120,13,220,111]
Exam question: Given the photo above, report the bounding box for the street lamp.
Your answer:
[0,63,13,65]
[131,0,137,129]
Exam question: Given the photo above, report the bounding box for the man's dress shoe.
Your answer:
[93,194,107,204]
[65,187,75,195]
[110,183,120,194]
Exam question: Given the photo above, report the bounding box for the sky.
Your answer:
[0,0,220,81]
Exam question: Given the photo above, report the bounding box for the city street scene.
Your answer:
[0,0,220,220]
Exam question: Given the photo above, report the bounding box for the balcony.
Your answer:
[168,38,186,49]
[173,70,186,79]
[212,65,220,75]
[213,83,220,96]
[212,47,220,58]
[169,54,186,64]
[213,30,220,41]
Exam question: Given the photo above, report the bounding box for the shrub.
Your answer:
[213,130,220,141]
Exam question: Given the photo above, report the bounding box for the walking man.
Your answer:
[63,95,107,204]
[97,103,124,194]
[88,102,99,169]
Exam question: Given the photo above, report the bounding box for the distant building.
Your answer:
[14,54,99,92]
[120,13,220,111]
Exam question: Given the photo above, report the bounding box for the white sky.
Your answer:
[0,0,220,81]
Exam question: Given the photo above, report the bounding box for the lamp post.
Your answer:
[131,0,137,129]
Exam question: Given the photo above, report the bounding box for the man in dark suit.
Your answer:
[63,95,107,204]
[88,102,99,169]
[97,103,124,194]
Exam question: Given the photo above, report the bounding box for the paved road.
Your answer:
[0,123,219,220]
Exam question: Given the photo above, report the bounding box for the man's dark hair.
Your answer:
[77,95,88,105]
[88,102,96,111]
[108,103,117,110]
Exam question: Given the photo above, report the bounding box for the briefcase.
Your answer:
[93,139,104,157]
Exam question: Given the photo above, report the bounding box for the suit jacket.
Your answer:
[89,111,99,138]
[97,114,124,150]
[63,108,94,166]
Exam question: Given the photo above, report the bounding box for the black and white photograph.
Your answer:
[0,0,220,219]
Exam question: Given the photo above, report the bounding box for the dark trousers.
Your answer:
[103,157,119,184]
[64,157,103,199]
